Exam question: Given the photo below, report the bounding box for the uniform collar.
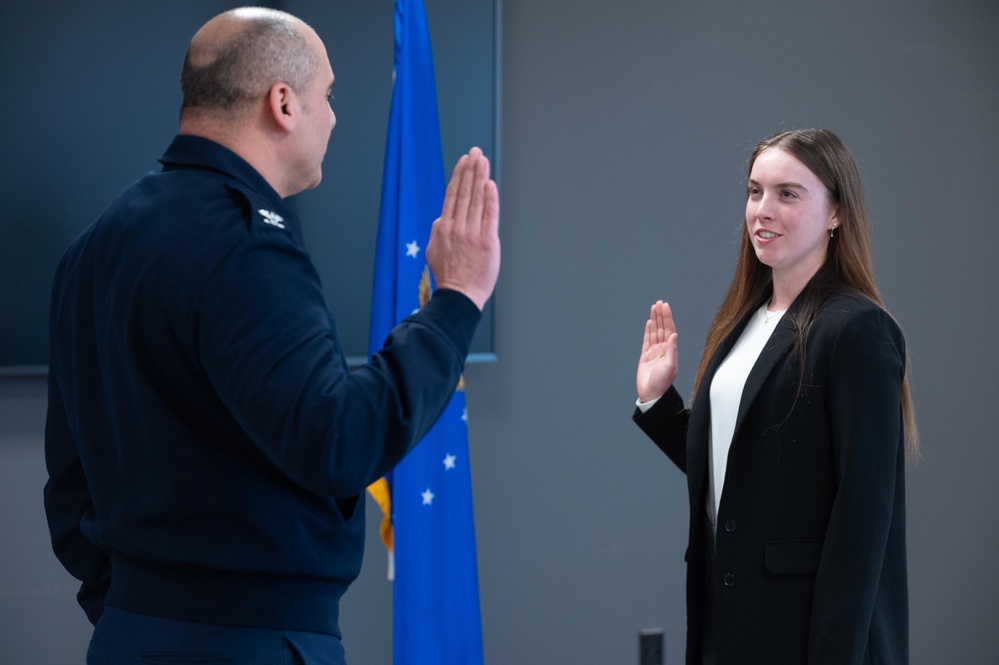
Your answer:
[159,134,286,209]
[159,134,300,242]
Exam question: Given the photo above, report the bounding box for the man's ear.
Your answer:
[266,82,297,132]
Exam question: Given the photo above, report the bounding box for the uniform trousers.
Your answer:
[87,607,346,665]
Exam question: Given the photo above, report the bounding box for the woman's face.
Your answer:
[745,147,839,284]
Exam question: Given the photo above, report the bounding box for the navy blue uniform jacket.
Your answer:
[44,135,481,636]
[635,293,908,664]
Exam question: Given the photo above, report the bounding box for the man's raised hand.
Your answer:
[426,147,500,311]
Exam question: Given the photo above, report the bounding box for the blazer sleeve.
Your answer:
[807,306,907,664]
[632,385,690,473]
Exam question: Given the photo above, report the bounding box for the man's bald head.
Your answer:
[180,7,321,122]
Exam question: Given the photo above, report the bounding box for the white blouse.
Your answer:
[706,304,785,527]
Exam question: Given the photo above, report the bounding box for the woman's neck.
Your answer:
[769,264,822,310]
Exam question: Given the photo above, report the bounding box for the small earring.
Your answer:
[829,226,836,238]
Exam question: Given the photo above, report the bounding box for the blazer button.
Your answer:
[724,520,737,533]
[723,573,736,587]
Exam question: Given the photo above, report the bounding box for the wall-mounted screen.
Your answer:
[0,0,499,372]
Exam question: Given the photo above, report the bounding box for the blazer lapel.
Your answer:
[687,300,801,501]
[687,293,816,535]
[685,312,754,516]
[732,304,799,439]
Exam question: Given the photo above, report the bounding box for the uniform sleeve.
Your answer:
[633,385,690,473]
[196,232,480,498]
[807,307,906,663]
[43,373,111,626]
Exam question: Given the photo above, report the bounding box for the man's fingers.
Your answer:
[481,179,499,237]
[466,153,491,231]
[452,161,475,223]
[442,148,491,229]
[441,154,467,222]
[452,149,482,224]
[429,147,500,311]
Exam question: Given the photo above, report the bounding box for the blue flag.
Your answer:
[367,1,484,664]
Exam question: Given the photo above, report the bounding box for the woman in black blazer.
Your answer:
[634,129,917,665]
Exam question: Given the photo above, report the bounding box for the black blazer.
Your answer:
[635,293,908,665]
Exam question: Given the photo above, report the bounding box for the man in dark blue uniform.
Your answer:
[43,7,500,664]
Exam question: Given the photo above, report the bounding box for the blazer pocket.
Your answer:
[764,539,823,575]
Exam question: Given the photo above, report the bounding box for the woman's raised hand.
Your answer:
[636,300,679,403]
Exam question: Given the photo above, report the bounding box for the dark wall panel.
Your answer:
[0,0,498,369]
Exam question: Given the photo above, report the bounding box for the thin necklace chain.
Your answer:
[762,305,786,325]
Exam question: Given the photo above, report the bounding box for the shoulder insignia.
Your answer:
[258,209,286,229]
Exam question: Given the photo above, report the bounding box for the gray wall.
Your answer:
[2,0,998,663]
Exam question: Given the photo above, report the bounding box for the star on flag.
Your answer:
[421,488,435,505]
[443,453,456,470]
[405,240,421,258]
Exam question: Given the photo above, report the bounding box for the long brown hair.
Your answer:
[693,129,918,459]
